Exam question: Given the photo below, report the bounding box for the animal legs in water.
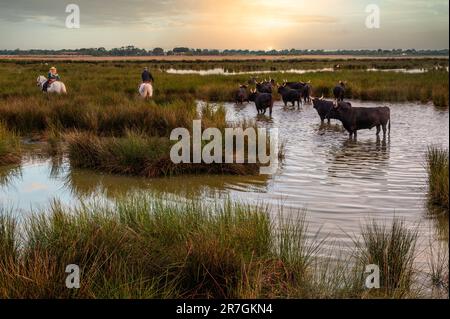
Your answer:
[376,125,381,135]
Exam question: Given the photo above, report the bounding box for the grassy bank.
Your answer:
[66,130,261,177]
[0,97,197,136]
[0,123,21,165]
[0,61,448,120]
[426,146,449,211]
[0,195,433,299]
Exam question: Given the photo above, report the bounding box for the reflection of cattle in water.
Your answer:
[249,89,273,116]
[235,85,249,104]
[328,102,391,138]
[327,136,390,181]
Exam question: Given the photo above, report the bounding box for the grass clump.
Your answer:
[426,146,449,210]
[0,197,432,299]
[66,130,262,177]
[356,219,418,296]
[0,123,21,165]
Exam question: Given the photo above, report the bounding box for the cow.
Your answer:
[328,102,391,138]
[333,81,346,102]
[235,84,249,104]
[256,80,273,94]
[249,89,273,116]
[312,97,341,123]
[277,84,302,108]
[283,80,312,103]
[248,77,257,85]
[300,81,312,103]
[283,80,305,91]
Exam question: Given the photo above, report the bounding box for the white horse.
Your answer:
[36,76,67,94]
[138,82,153,99]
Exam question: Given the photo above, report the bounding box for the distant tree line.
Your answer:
[0,46,448,57]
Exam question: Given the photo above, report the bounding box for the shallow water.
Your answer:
[165,67,334,75]
[164,67,443,75]
[0,101,448,270]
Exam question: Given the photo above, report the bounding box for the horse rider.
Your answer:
[43,66,61,92]
[141,67,154,84]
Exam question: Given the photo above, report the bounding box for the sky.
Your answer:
[0,0,448,50]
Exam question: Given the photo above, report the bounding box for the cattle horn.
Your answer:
[320,94,324,100]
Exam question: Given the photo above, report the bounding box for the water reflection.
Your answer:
[65,168,269,200]
[165,67,441,76]
[327,135,390,180]
[426,205,449,241]
[0,164,22,188]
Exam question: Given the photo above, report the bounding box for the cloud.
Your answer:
[0,0,447,49]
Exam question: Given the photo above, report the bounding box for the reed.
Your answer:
[426,146,449,210]
[355,219,418,296]
[0,123,21,165]
[0,196,427,299]
[66,130,262,177]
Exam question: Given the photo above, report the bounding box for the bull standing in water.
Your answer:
[256,80,273,94]
[283,80,312,104]
[333,81,346,102]
[278,84,302,108]
[249,89,273,116]
[312,96,340,123]
[235,84,249,104]
[329,102,391,138]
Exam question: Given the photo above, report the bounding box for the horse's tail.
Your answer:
[61,83,67,94]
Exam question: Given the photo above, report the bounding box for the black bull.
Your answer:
[328,102,391,138]
[312,98,341,123]
[249,92,273,116]
[278,86,302,108]
[284,82,312,103]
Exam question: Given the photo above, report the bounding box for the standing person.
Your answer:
[43,66,61,92]
[141,67,154,83]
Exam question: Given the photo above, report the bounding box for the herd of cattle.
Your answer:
[235,79,390,138]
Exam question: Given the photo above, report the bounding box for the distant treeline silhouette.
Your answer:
[0,46,448,57]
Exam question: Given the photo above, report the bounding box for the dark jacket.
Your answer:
[47,72,60,81]
[141,70,154,82]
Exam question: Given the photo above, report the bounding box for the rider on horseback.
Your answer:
[141,67,154,83]
[43,67,61,92]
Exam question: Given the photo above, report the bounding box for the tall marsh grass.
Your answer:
[0,195,433,299]
[356,219,418,296]
[66,130,262,177]
[0,123,21,165]
[0,61,447,138]
[426,146,449,210]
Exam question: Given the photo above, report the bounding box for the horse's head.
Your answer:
[36,75,46,87]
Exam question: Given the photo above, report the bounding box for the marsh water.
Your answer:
[164,67,448,75]
[1,101,448,270]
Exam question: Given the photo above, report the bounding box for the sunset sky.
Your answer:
[0,0,448,50]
